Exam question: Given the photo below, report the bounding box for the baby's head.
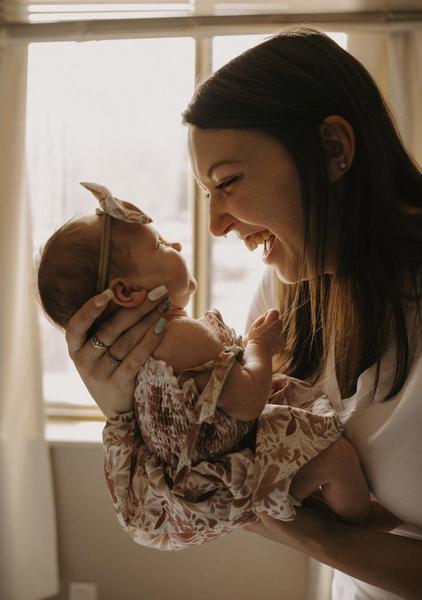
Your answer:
[36,184,196,331]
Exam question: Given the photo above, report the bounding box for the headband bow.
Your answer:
[80,181,152,292]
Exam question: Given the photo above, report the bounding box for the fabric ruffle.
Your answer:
[103,376,342,551]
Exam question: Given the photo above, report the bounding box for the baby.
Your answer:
[37,182,372,550]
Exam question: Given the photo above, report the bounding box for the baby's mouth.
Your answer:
[244,230,276,256]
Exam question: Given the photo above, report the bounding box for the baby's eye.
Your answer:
[156,238,166,248]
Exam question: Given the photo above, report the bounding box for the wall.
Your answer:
[49,443,310,600]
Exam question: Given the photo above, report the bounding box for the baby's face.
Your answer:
[113,220,197,309]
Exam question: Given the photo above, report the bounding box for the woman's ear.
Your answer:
[319,115,355,182]
[108,277,148,307]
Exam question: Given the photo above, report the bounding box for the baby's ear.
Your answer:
[108,277,147,307]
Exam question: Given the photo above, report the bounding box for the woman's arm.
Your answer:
[246,510,422,599]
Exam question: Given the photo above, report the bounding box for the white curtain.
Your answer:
[0,44,59,600]
[309,26,422,600]
[347,29,422,166]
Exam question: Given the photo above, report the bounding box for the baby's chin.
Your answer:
[171,279,197,310]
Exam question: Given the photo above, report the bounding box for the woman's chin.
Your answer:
[267,245,301,284]
[274,266,301,285]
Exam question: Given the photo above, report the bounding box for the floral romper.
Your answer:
[103,309,342,551]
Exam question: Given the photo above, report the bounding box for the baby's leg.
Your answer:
[289,437,370,523]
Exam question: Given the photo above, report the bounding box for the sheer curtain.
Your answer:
[0,44,59,600]
[347,28,422,166]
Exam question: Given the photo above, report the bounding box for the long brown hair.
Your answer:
[182,28,422,397]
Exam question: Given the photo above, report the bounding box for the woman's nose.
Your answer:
[209,195,233,237]
[171,241,182,252]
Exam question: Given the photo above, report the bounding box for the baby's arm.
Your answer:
[217,309,284,421]
[153,309,284,422]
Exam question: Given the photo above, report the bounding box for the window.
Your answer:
[28,37,194,409]
[28,29,347,413]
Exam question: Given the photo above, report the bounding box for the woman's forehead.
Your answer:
[188,126,270,178]
[189,126,244,156]
[188,127,244,178]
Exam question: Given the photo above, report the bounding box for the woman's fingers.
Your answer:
[66,288,115,354]
[105,309,168,361]
[66,285,169,356]
[93,293,169,348]
[110,318,168,381]
[74,298,170,376]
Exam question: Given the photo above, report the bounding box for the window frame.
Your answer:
[24,17,350,421]
[27,20,282,422]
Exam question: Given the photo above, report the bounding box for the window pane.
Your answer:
[210,32,347,335]
[28,37,194,406]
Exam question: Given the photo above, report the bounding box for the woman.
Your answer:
[65,29,422,598]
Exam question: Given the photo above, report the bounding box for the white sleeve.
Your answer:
[244,267,279,334]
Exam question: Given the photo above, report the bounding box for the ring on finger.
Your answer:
[91,334,110,350]
[106,350,122,366]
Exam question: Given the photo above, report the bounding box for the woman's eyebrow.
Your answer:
[207,160,240,178]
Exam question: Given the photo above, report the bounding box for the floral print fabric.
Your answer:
[102,310,342,551]
[135,309,255,471]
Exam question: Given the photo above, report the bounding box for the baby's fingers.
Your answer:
[264,309,280,323]
[250,313,267,329]
[66,288,115,354]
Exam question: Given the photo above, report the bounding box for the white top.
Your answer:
[246,267,422,600]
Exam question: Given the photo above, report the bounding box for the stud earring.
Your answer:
[339,161,347,170]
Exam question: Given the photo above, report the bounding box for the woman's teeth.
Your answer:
[245,231,272,254]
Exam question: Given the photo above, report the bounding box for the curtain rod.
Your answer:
[1,11,422,44]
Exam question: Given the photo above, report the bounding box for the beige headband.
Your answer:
[80,182,152,293]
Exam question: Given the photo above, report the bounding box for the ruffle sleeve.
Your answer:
[102,376,342,551]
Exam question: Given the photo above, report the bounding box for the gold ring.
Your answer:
[91,334,110,350]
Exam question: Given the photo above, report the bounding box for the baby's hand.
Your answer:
[246,309,284,356]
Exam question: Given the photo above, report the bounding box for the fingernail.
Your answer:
[95,288,114,307]
[148,285,168,301]
[154,317,167,335]
[158,298,171,314]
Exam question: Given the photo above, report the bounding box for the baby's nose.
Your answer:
[171,241,182,252]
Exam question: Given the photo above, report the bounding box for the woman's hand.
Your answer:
[245,509,422,599]
[65,285,170,419]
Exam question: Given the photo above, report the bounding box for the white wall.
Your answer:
[49,443,310,600]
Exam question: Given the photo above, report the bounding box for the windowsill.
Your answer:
[46,419,104,447]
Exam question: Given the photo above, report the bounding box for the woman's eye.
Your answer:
[216,175,240,190]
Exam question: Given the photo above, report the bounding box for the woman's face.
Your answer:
[188,126,314,284]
